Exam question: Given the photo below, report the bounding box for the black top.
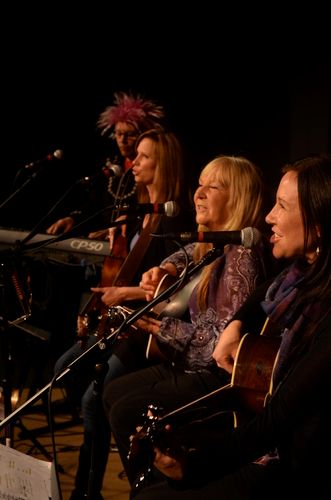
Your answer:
[177,282,331,497]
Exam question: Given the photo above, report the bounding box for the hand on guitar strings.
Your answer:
[212,319,243,374]
[134,315,162,336]
[140,264,177,301]
[90,285,128,307]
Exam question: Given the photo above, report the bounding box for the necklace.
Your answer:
[105,157,137,201]
[107,176,137,200]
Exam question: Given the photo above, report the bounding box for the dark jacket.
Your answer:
[179,282,331,498]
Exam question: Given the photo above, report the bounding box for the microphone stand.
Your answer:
[0,204,135,454]
[0,245,223,431]
[0,167,117,243]
[18,170,128,246]
[18,179,93,246]
[0,172,42,211]
[16,212,139,257]
[0,259,15,446]
[0,160,73,214]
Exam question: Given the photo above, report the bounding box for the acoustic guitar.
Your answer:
[87,270,202,360]
[128,319,281,490]
[77,215,161,343]
[145,270,202,360]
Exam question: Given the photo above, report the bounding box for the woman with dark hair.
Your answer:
[128,154,331,499]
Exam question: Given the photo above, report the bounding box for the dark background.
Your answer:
[1,7,330,229]
[0,7,330,385]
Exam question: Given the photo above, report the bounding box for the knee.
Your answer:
[54,343,81,375]
[104,354,127,384]
[107,397,123,431]
[54,351,70,375]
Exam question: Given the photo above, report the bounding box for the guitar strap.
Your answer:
[112,214,162,287]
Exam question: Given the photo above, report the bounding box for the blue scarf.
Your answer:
[261,261,321,385]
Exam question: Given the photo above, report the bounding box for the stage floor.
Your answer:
[7,388,130,499]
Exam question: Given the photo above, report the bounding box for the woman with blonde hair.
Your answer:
[131,154,331,499]
[103,155,274,489]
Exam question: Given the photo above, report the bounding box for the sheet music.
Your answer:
[0,444,58,499]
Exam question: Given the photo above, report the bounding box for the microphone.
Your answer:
[78,164,123,184]
[117,201,180,217]
[155,227,262,249]
[24,149,64,170]
[102,163,123,178]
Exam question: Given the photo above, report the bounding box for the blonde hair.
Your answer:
[193,155,265,309]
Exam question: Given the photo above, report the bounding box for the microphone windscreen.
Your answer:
[242,227,262,248]
[53,149,64,160]
[164,201,180,217]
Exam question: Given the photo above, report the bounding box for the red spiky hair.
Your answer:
[97,91,165,137]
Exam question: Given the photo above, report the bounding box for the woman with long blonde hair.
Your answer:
[103,154,274,487]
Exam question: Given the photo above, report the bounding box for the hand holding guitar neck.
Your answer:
[129,405,186,492]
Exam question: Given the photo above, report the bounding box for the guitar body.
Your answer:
[129,326,281,489]
[78,216,162,342]
[151,271,201,318]
[230,332,281,423]
[77,234,128,340]
[145,271,202,361]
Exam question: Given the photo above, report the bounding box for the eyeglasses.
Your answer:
[113,131,138,140]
